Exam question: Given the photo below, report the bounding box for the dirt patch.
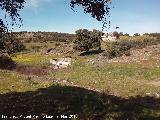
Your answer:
[14,65,57,76]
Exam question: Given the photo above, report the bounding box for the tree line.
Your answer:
[12,31,75,43]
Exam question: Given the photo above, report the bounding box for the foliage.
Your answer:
[103,41,132,59]
[0,0,112,33]
[134,33,140,36]
[74,29,102,52]
[148,33,160,37]
[13,31,75,43]
[70,0,111,21]
[0,33,26,56]
[128,37,160,49]
[119,32,123,36]
[0,0,25,33]
[103,36,160,59]
[124,33,130,36]
[112,31,120,39]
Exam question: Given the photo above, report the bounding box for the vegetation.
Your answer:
[0,0,112,33]
[74,29,102,53]
[113,31,120,39]
[0,33,25,56]
[0,0,159,119]
[70,0,111,22]
[0,0,25,33]
[13,31,75,43]
[103,41,132,58]
[0,43,160,119]
[134,33,140,36]
[102,35,160,59]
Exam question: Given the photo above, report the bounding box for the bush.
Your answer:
[129,38,160,49]
[103,37,160,59]
[104,41,132,59]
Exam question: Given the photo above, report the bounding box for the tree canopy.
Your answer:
[74,29,102,53]
[0,0,26,33]
[70,0,111,21]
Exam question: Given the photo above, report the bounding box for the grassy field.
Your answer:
[52,58,160,97]
[0,39,160,119]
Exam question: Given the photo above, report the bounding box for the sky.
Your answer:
[11,0,160,34]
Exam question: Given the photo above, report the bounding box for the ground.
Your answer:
[0,40,160,120]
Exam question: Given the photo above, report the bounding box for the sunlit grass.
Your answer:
[12,53,55,67]
[50,57,160,97]
[0,70,53,94]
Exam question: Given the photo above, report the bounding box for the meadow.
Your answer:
[0,35,160,120]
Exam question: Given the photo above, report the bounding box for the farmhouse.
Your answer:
[101,32,117,42]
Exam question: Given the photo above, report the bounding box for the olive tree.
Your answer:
[73,29,102,53]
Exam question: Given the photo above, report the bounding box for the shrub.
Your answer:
[104,37,160,59]
[104,41,132,59]
[129,38,160,49]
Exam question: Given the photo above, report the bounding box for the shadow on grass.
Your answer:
[0,56,16,70]
[79,50,104,56]
[0,85,160,120]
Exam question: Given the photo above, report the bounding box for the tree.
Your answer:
[0,33,25,56]
[70,0,111,21]
[0,0,26,56]
[0,0,111,55]
[113,31,119,39]
[119,32,123,36]
[124,33,130,36]
[134,33,140,36]
[0,0,26,33]
[73,29,102,53]
[143,33,149,36]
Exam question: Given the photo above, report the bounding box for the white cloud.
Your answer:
[26,0,39,8]
[25,0,52,14]
[26,0,52,9]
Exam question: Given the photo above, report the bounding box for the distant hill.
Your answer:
[12,31,76,43]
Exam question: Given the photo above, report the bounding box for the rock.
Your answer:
[50,57,72,69]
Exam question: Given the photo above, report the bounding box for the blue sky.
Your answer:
[13,0,160,34]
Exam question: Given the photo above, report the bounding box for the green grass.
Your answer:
[50,57,160,97]
[0,40,160,119]
[11,53,56,67]
[0,70,53,94]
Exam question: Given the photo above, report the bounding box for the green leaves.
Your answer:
[0,0,26,33]
[74,29,102,52]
